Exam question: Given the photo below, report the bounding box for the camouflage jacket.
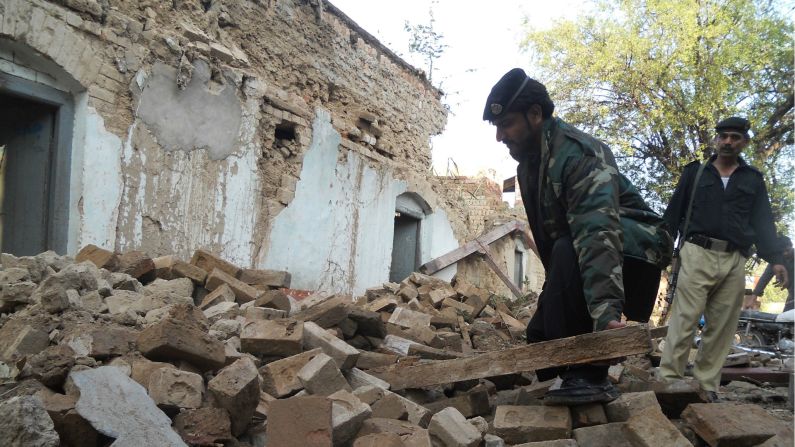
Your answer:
[517,118,673,330]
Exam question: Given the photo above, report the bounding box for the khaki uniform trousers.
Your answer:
[659,241,746,391]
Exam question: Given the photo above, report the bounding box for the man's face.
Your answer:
[493,108,543,161]
[714,130,749,158]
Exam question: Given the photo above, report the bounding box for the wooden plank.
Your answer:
[720,367,790,385]
[479,242,523,300]
[649,325,668,339]
[370,324,653,390]
[419,221,523,274]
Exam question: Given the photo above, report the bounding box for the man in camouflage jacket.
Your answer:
[483,68,672,405]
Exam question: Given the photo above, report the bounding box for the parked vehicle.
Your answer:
[735,309,794,356]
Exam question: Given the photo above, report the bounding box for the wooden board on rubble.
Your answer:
[720,367,790,385]
[370,324,653,390]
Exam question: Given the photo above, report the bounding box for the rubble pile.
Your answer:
[0,246,792,447]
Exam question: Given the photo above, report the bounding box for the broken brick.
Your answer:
[173,407,232,446]
[493,405,571,444]
[75,244,118,270]
[199,283,236,310]
[205,268,261,304]
[303,321,359,369]
[682,403,783,447]
[428,407,482,447]
[259,348,322,397]
[147,368,204,410]
[172,260,208,285]
[293,294,351,328]
[238,268,291,288]
[298,352,352,396]
[117,250,156,281]
[190,249,241,278]
[329,389,372,444]
[254,289,292,312]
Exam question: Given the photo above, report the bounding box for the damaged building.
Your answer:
[0,0,541,297]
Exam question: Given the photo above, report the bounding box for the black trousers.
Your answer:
[526,236,661,381]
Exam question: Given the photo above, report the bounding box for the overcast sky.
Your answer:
[329,0,581,188]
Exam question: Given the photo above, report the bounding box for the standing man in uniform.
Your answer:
[748,236,793,312]
[483,68,673,405]
[659,117,788,400]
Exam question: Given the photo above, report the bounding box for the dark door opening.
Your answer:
[0,93,58,256]
[390,212,421,283]
[514,249,524,291]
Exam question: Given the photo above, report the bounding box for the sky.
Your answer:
[330,0,581,191]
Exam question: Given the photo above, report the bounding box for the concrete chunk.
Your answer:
[356,418,431,447]
[0,395,60,447]
[298,352,352,396]
[240,319,303,357]
[493,405,571,444]
[303,321,359,369]
[70,366,187,446]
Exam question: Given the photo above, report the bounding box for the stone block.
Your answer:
[355,351,398,370]
[604,390,661,422]
[570,403,608,428]
[493,405,571,444]
[356,418,431,447]
[244,306,288,320]
[266,396,333,447]
[137,304,225,372]
[172,261,208,285]
[298,352,352,396]
[348,307,387,338]
[206,268,260,304]
[208,357,260,436]
[254,289,292,312]
[682,403,782,447]
[0,324,49,361]
[345,367,391,390]
[625,406,692,447]
[117,250,155,281]
[173,407,232,446]
[199,283,236,310]
[370,392,409,420]
[130,357,174,387]
[259,348,322,397]
[240,319,303,357]
[190,249,240,277]
[329,389,372,444]
[365,296,398,312]
[0,395,60,447]
[619,379,708,418]
[238,268,291,288]
[389,307,432,329]
[293,294,351,328]
[371,390,431,428]
[303,321,359,369]
[353,433,405,447]
[75,244,118,270]
[203,301,240,323]
[29,344,76,388]
[88,326,139,358]
[147,368,204,410]
[428,407,481,447]
[424,386,491,418]
[572,422,633,447]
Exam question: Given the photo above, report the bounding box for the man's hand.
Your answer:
[743,294,759,310]
[773,264,789,289]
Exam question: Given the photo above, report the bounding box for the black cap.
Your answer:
[715,116,751,134]
[483,68,554,121]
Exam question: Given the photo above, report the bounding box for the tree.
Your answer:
[404,1,447,84]
[522,0,793,227]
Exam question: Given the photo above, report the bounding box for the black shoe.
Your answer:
[543,377,620,406]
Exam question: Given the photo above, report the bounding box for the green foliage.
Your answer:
[404,1,447,83]
[522,0,794,224]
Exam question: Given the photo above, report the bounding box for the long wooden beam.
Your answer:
[369,324,653,390]
[419,221,527,275]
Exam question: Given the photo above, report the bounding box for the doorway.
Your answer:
[390,212,420,283]
[0,73,74,256]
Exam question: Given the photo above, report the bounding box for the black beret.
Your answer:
[483,68,554,121]
[715,116,751,134]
